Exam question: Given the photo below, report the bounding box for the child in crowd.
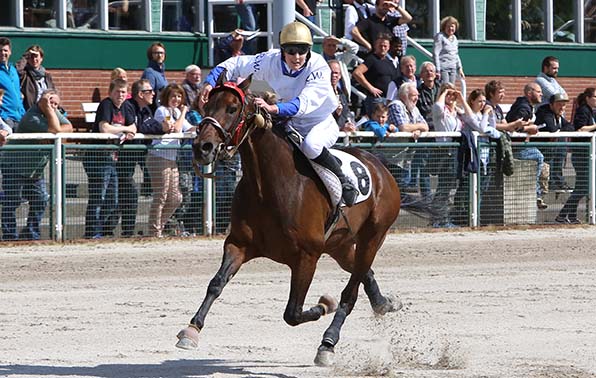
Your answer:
[362,103,397,140]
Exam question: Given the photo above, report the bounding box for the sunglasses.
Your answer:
[141,89,154,93]
[283,45,310,56]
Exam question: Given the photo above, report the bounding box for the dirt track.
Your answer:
[1,227,596,378]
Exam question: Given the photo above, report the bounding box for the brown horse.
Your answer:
[176,72,402,366]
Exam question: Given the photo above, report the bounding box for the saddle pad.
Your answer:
[310,149,373,207]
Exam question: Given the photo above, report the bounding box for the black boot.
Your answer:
[313,148,359,206]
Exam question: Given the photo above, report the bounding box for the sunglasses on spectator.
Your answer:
[283,45,310,56]
[141,89,154,93]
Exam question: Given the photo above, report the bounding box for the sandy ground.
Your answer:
[1,227,596,378]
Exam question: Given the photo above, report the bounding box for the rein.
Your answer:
[193,82,271,179]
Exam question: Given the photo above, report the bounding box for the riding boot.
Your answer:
[313,148,359,207]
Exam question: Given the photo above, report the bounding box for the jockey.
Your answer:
[200,21,359,207]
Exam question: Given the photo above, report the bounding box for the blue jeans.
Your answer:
[83,154,118,238]
[515,147,544,197]
[1,170,49,240]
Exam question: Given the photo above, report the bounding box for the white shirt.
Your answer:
[150,106,193,161]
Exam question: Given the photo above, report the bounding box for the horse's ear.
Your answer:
[238,74,252,93]
[216,68,228,87]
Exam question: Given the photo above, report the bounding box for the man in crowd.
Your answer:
[182,64,202,108]
[1,90,72,240]
[0,37,25,130]
[535,56,566,106]
[17,45,56,111]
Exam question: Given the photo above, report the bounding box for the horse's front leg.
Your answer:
[283,253,337,327]
[175,241,246,349]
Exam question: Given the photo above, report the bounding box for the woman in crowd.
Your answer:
[433,16,464,85]
[556,87,596,224]
[147,83,194,237]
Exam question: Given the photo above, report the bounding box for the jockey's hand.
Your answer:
[253,97,277,114]
[199,84,213,110]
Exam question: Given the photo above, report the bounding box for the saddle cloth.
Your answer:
[310,149,373,207]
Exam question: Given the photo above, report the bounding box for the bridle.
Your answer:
[194,81,271,177]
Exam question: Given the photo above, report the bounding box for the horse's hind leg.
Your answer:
[363,269,402,315]
[283,253,337,326]
[176,241,246,349]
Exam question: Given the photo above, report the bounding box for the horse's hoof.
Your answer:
[373,294,403,315]
[175,325,200,350]
[314,345,335,366]
[318,295,338,315]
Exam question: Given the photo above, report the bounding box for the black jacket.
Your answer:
[506,96,534,123]
[534,103,573,133]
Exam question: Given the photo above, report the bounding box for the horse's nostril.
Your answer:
[201,142,213,153]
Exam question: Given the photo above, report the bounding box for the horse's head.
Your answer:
[193,70,253,166]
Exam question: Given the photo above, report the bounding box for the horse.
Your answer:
[176,71,402,366]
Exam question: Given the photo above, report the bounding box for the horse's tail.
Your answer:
[372,150,443,220]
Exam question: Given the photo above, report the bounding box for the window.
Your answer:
[0,2,17,26]
[71,0,100,29]
[24,0,58,28]
[486,0,513,40]
[406,0,433,39]
[521,0,544,41]
[108,0,146,30]
[162,0,196,32]
[585,0,596,42]
[440,1,471,39]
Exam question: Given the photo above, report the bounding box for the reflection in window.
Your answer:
[553,0,574,42]
[71,0,100,29]
[522,0,544,41]
[0,2,16,26]
[486,0,513,40]
[24,0,57,28]
[585,0,596,42]
[406,0,432,39]
[440,1,470,39]
[108,0,146,30]
[163,0,194,32]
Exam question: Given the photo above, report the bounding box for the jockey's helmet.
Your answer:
[280,21,313,47]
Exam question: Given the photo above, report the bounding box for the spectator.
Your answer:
[352,33,399,117]
[362,102,396,140]
[117,79,168,237]
[535,56,566,106]
[110,67,132,99]
[321,35,359,98]
[0,89,11,144]
[147,83,194,237]
[1,90,71,240]
[433,16,464,85]
[534,92,574,192]
[492,81,545,209]
[84,79,137,239]
[182,64,202,107]
[351,0,411,54]
[388,82,430,196]
[386,35,402,68]
[141,42,168,110]
[329,60,355,131]
[386,54,418,101]
[235,0,257,54]
[215,29,248,64]
[296,0,318,25]
[416,61,439,130]
[343,0,375,41]
[0,37,25,130]
[556,88,596,224]
[17,45,57,111]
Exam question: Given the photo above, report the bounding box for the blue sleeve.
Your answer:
[276,97,300,117]
[363,121,386,139]
[205,66,226,87]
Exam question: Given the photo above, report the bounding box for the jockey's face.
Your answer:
[283,45,309,71]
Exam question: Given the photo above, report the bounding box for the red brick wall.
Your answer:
[51,69,186,130]
[49,69,595,130]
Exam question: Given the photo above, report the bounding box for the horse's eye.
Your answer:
[227,106,238,114]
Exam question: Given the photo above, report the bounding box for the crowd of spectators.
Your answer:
[0,1,595,239]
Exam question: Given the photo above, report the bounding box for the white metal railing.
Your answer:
[3,130,595,241]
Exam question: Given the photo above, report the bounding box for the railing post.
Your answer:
[204,164,214,236]
[471,132,479,227]
[590,134,595,224]
[54,136,63,241]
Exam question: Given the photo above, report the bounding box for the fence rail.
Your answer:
[1,131,594,241]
